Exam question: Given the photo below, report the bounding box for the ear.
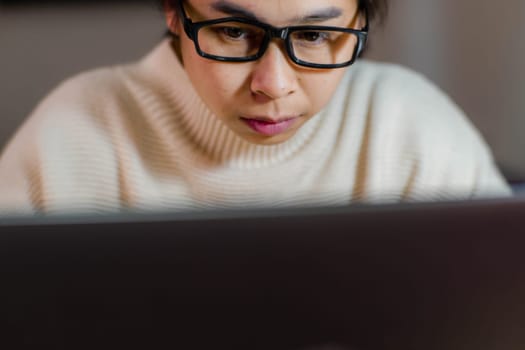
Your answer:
[351,7,368,30]
[164,7,181,35]
[358,13,368,31]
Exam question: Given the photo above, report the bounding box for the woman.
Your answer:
[0,0,511,215]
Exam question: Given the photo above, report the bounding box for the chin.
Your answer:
[240,131,297,146]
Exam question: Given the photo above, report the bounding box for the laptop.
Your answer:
[1,198,525,350]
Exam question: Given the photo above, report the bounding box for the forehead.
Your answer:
[189,0,358,25]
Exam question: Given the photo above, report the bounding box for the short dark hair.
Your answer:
[358,0,388,24]
[160,0,388,25]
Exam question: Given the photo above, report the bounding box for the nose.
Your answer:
[249,42,298,101]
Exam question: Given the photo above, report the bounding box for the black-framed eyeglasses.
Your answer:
[173,0,369,69]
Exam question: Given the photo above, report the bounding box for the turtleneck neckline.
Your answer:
[139,39,327,170]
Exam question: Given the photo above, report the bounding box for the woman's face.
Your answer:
[166,0,363,145]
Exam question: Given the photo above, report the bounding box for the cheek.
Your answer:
[183,54,246,114]
[302,70,347,111]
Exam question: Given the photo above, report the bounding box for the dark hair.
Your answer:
[160,0,388,25]
[358,0,388,24]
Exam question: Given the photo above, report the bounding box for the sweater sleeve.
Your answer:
[0,122,40,215]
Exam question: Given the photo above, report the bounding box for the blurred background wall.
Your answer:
[1,0,524,182]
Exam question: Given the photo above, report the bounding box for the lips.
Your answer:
[240,116,299,137]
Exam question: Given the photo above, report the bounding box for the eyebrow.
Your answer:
[210,0,343,25]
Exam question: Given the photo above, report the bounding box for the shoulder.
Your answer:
[32,64,135,125]
[1,40,181,179]
[0,64,139,181]
[336,60,470,139]
[0,65,141,214]
[348,60,454,106]
[7,59,154,152]
[348,60,457,113]
[342,60,510,198]
[346,60,483,150]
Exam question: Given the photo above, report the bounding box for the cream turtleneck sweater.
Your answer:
[0,40,511,215]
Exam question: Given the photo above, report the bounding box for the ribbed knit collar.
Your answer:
[139,39,326,170]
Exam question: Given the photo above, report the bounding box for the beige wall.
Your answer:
[1,1,524,180]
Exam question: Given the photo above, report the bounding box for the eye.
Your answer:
[224,26,244,39]
[294,31,330,44]
[217,26,248,40]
